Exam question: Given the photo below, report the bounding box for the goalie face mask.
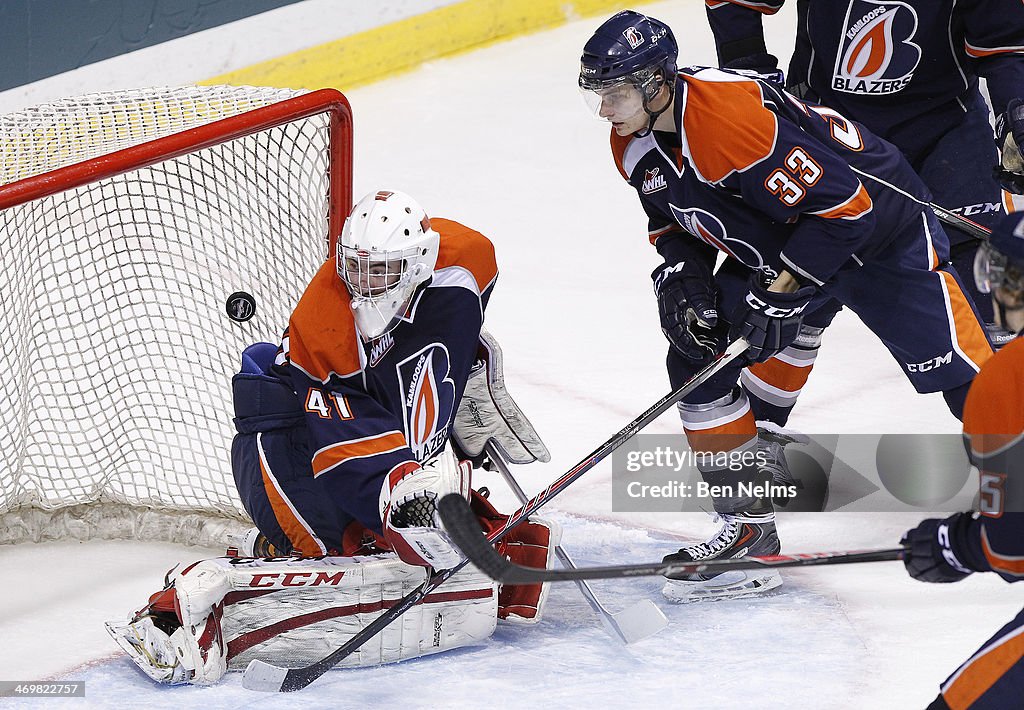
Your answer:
[337,190,440,341]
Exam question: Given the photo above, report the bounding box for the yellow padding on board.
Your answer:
[201,0,644,90]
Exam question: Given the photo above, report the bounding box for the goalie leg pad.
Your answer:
[470,491,561,624]
[452,329,551,465]
[108,554,498,684]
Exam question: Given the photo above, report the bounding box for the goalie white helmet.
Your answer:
[338,190,440,340]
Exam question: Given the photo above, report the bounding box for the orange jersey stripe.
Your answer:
[942,625,1024,709]
[746,358,814,393]
[433,218,498,296]
[681,75,777,183]
[258,434,326,556]
[938,270,994,373]
[286,258,362,382]
[981,526,1024,576]
[705,0,781,13]
[809,183,873,220]
[684,410,758,454]
[312,430,409,477]
[964,42,1024,58]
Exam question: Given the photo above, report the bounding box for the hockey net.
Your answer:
[0,86,352,546]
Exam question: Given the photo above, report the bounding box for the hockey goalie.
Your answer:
[106,190,558,684]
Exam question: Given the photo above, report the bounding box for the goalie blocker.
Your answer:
[109,328,560,685]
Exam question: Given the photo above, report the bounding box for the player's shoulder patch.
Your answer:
[679,68,778,183]
[433,217,498,297]
[286,258,362,381]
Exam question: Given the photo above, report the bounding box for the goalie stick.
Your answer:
[438,493,907,584]
[242,338,749,692]
[485,442,668,645]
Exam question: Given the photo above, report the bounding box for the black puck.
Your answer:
[226,291,257,322]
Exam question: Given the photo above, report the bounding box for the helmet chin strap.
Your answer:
[634,79,674,138]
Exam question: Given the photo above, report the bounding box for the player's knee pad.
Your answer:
[452,329,550,465]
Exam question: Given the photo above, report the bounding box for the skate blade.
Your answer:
[661,570,783,603]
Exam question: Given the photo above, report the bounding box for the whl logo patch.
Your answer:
[396,344,456,462]
[832,1,920,95]
[642,168,667,194]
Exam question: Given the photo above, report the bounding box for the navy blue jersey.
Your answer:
[269,219,497,531]
[706,0,1024,160]
[617,68,932,286]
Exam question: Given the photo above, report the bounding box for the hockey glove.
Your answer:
[380,448,471,569]
[730,274,815,363]
[653,260,728,364]
[996,98,1024,194]
[724,53,784,86]
[901,513,984,584]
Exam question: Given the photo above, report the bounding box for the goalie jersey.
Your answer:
[231,219,497,555]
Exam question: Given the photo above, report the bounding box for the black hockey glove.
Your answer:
[995,98,1024,194]
[724,53,784,86]
[652,260,728,364]
[901,513,982,584]
[730,274,815,363]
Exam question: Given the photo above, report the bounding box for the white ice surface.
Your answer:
[2,2,1020,709]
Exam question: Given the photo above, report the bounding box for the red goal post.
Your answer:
[0,86,353,545]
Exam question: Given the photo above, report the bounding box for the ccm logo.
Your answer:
[907,351,953,372]
[249,571,346,587]
[745,293,808,318]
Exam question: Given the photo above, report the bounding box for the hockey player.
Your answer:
[579,11,994,602]
[106,190,558,684]
[704,0,1024,339]
[701,0,1024,511]
[900,216,1024,709]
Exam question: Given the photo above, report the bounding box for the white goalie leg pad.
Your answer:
[109,554,498,684]
[217,554,498,670]
[452,328,550,464]
[105,559,231,685]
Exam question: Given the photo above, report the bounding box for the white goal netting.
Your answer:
[0,86,352,544]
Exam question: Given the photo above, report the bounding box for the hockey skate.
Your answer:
[226,527,282,558]
[757,421,809,504]
[661,513,783,603]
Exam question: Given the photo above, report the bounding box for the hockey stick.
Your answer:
[929,202,993,242]
[439,493,907,584]
[242,338,749,692]
[485,442,668,645]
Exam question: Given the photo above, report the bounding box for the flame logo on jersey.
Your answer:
[832,1,920,96]
[396,344,456,462]
[669,205,778,279]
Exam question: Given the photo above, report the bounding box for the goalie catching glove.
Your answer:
[380,444,470,569]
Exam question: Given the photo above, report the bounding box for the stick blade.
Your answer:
[242,659,293,692]
[438,493,516,582]
[609,599,668,644]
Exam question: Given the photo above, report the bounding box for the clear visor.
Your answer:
[578,78,645,121]
[973,243,1008,294]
